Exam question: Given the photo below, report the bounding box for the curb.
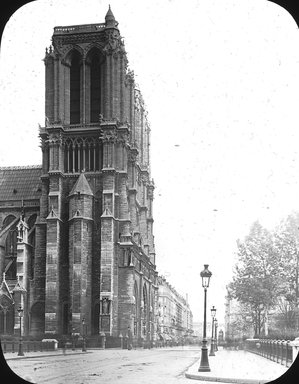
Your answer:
[185,372,270,384]
[4,351,92,361]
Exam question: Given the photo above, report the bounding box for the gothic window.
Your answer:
[70,51,81,124]
[64,137,102,173]
[86,48,104,123]
[90,55,101,122]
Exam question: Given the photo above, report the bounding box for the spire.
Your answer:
[105,5,117,28]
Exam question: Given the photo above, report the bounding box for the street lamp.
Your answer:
[214,319,218,352]
[198,264,212,372]
[17,306,24,356]
[209,305,216,356]
[82,318,87,352]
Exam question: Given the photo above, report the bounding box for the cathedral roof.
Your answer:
[0,166,42,201]
[69,173,94,197]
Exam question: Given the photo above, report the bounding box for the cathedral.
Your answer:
[0,7,158,346]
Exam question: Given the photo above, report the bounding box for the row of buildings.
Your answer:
[0,7,193,347]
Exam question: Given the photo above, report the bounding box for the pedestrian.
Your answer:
[62,337,66,355]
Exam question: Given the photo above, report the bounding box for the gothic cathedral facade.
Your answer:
[0,7,158,345]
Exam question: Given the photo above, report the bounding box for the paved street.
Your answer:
[3,346,296,384]
[4,346,200,384]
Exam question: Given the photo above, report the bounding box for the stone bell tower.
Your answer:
[37,6,157,343]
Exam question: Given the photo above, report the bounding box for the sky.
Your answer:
[1,0,299,327]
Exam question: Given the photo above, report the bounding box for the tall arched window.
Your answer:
[70,51,81,124]
[86,48,104,123]
[90,55,101,122]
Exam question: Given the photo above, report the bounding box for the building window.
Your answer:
[90,55,101,122]
[64,137,102,173]
[70,52,81,124]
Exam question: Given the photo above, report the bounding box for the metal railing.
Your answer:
[245,338,293,367]
[1,340,56,354]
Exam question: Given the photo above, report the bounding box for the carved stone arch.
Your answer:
[63,45,84,66]
[85,44,105,65]
[0,215,17,247]
[65,137,73,148]
[86,137,96,146]
[73,136,83,146]
[2,215,17,229]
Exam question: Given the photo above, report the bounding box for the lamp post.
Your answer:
[82,318,87,352]
[209,305,216,356]
[214,319,218,352]
[17,306,24,356]
[198,264,212,372]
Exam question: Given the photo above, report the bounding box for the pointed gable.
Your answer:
[101,207,113,217]
[69,173,94,197]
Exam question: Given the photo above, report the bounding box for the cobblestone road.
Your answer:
[4,347,200,384]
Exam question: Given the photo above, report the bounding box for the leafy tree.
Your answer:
[229,213,299,337]
[272,212,299,330]
[229,221,283,336]
[272,212,299,303]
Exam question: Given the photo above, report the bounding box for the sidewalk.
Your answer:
[2,348,93,361]
[185,349,290,383]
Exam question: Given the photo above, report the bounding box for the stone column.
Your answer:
[45,211,62,334]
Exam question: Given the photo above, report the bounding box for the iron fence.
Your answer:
[1,340,56,354]
[245,338,293,368]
